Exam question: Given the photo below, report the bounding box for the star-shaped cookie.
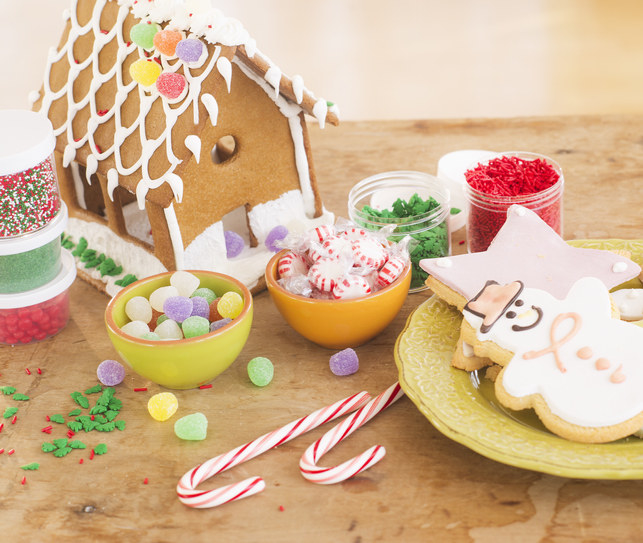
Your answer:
[420,205,641,308]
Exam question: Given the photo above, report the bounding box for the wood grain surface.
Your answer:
[1,116,642,542]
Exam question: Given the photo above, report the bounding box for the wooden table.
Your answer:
[2,116,642,541]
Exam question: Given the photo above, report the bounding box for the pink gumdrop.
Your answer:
[156,72,187,100]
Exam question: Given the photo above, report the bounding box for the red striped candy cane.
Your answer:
[299,382,404,484]
[177,391,371,509]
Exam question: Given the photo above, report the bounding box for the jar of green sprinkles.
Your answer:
[348,171,451,292]
[0,202,68,294]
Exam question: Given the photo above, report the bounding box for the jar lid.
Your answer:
[0,202,68,255]
[0,110,57,176]
[0,248,76,309]
[437,150,496,231]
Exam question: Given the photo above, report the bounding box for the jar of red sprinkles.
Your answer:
[463,151,564,252]
[0,110,61,238]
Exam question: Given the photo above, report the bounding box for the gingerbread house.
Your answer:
[32,0,339,295]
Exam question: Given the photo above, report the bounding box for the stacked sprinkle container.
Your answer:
[348,171,451,292]
[0,110,76,345]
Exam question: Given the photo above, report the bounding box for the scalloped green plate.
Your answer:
[395,239,643,479]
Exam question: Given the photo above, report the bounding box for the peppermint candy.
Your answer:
[376,257,407,287]
[308,258,346,292]
[351,239,388,270]
[339,227,369,241]
[311,224,336,243]
[332,275,372,300]
[278,251,309,278]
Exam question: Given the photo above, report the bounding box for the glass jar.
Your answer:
[348,171,451,292]
[0,109,61,238]
[0,203,68,293]
[463,151,564,253]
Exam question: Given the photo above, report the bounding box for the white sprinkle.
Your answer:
[612,262,628,273]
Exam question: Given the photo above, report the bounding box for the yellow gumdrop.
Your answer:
[129,58,162,87]
[217,291,244,319]
[147,392,178,422]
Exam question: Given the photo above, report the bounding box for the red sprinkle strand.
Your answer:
[79,458,84,464]
[21,476,26,485]
[37,368,42,375]
[11,416,17,425]
[0,448,4,454]
[7,449,15,455]
[25,368,31,375]
[133,387,147,392]
[46,415,50,422]
[42,426,53,434]
[143,477,149,485]
[279,505,285,512]
[90,450,95,460]
[0,423,4,433]
[198,384,213,390]
[67,430,75,438]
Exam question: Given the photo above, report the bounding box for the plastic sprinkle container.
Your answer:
[348,171,451,292]
[463,151,564,253]
[0,249,76,345]
[0,203,68,294]
[0,109,61,238]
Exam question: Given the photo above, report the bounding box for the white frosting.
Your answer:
[291,75,304,104]
[612,262,628,273]
[464,277,643,428]
[107,168,119,201]
[216,56,232,92]
[611,289,643,321]
[184,135,201,163]
[312,99,328,130]
[200,93,219,126]
[264,65,282,100]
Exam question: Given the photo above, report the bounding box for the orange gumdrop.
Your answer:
[153,29,183,57]
[209,298,222,322]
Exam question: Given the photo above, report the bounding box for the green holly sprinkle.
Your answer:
[12,393,29,401]
[53,447,73,458]
[68,440,86,449]
[41,443,57,453]
[3,407,18,419]
[94,444,108,455]
[1,386,16,395]
[68,408,82,417]
[20,463,40,471]
[70,391,89,409]
[84,384,102,395]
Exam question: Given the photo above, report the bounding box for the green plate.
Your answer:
[395,239,643,479]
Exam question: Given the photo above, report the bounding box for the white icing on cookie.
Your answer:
[463,277,643,429]
[611,289,643,321]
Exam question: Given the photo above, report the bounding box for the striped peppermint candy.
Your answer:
[351,239,388,270]
[332,275,372,300]
[278,251,309,278]
[311,224,336,243]
[376,257,407,287]
[339,226,369,241]
[308,257,346,292]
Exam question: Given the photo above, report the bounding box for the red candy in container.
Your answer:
[275,220,410,301]
[0,249,76,345]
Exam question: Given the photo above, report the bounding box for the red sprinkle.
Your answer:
[459,240,465,245]
[90,450,95,460]
[11,416,17,425]
[25,368,31,375]
[67,430,75,438]
[143,477,149,485]
[90,415,95,421]
[21,476,26,485]
[42,426,53,434]
[279,505,285,512]
[79,458,84,464]
[0,448,4,454]
[46,415,50,422]
[133,387,147,392]
[0,423,4,433]
[7,449,15,455]
[198,384,213,390]
[37,368,42,375]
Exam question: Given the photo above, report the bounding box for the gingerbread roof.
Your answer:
[33,0,339,210]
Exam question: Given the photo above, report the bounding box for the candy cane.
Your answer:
[299,382,404,484]
[177,391,371,509]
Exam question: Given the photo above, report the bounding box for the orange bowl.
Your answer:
[265,250,411,349]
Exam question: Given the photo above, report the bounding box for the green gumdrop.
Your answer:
[190,287,216,304]
[247,357,274,387]
[140,331,161,341]
[181,316,209,338]
[130,22,160,50]
[174,413,208,441]
[157,314,169,326]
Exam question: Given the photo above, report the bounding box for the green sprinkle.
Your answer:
[53,438,68,449]
[84,384,102,395]
[114,420,126,431]
[68,408,82,417]
[41,443,56,453]
[3,407,18,419]
[68,440,86,449]
[96,422,116,432]
[1,386,16,395]
[53,447,73,458]
[82,420,99,432]
[71,237,88,257]
[70,391,89,409]
[49,414,65,424]
[115,274,138,287]
[20,463,40,471]
[94,444,108,455]
[107,398,122,411]
[89,404,107,415]
[104,410,119,422]
[12,393,29,401]
[105,265,122,277]
[67,421,82,432]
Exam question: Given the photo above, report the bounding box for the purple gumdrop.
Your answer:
[163,296,193,323]
[176,38,204,63]
[265,225,289,253]
[210,318,232,332]
[224,230,245,258]
[329,348,359,376]
[191,295,210,319]
[97,359,126,386]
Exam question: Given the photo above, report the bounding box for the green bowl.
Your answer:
[105,270,253,389]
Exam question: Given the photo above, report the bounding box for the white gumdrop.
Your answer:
[170,271,201,297]
[121,320,150,338]
[155,318,184,340]
[125,296,153,323]
[149,286,180,312]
